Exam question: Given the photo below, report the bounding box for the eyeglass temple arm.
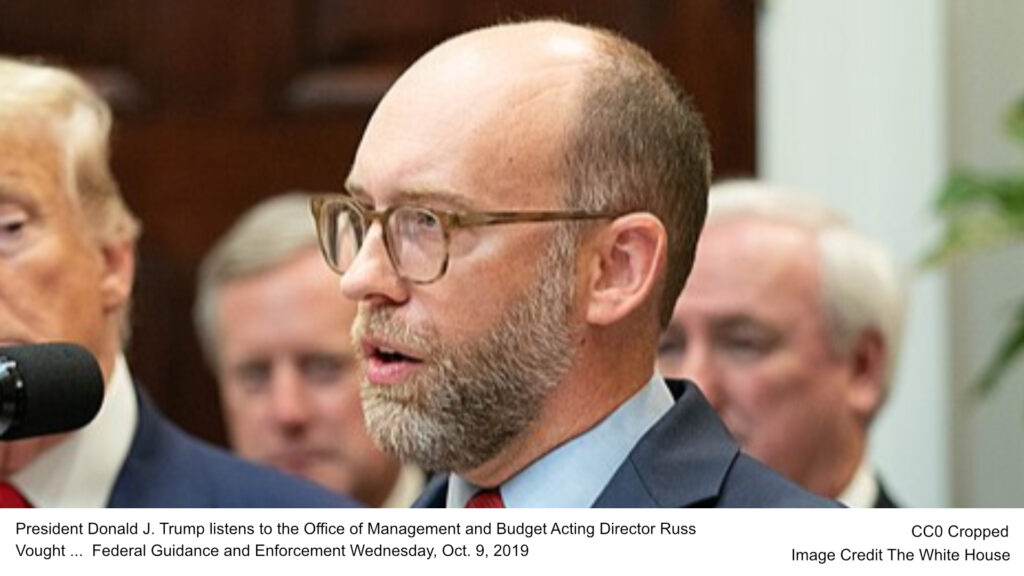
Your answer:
[452,210,620,228]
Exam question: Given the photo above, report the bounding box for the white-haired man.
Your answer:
[0,56,353,507]
[659,180,904,507]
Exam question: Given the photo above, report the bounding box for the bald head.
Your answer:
[339,21,710,482]
[352,22,599,207]
[350,20,709,321]
[401,20,598,89]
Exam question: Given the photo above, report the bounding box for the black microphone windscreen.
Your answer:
[0,343,104,440]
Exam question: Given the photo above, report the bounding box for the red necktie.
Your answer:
[466,488,505,508]
[0,481,32,508]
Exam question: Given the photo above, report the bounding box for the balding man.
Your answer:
[310,21,833,507]
[659,180,904,507]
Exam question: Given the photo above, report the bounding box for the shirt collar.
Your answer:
[837,456,879,508]
[12,354,138,507]
[381,464,427,508]
[448,372,674,508]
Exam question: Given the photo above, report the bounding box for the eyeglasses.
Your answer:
[310,194,621,284]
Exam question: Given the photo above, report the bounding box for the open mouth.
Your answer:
[362,340,425,385]
[375,346,415,363]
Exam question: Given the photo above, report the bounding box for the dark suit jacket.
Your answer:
[415,379,837,508]
[107,388,357,507]
[874,480,900,508]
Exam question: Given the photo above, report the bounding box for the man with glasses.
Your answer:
[313,20,833,507]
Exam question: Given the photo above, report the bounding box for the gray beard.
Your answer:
[354,230,577,473]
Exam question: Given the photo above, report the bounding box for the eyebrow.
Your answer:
[395,190,477,211]
[710,314,773,332]
[343,182,477,212]
[0,183,36,207]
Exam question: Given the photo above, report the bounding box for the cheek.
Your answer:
[220,388,267,434]
[404,282,515,338]
[721,359,807,417]
[311,385,361,428]
[35,248,107,339]
[413,230,553,335]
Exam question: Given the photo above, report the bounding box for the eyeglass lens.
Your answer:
[323,200,447,282]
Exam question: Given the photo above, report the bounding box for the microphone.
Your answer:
[0,343,104,441]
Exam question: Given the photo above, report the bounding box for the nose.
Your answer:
[269,364,312,431]
[338,222,408,305]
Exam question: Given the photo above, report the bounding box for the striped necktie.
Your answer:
[466,488,505,508]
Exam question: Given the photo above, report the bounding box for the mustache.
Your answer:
[351,304,438,358]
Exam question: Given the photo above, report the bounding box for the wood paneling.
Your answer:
[0,0,755,445]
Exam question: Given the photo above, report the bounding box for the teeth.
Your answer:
[379,347,397,355]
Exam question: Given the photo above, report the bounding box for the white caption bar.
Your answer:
[2,508,1020,575]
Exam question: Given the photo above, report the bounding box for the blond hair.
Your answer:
[0,56,140,244]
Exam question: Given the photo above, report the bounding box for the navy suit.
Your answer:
[415,380,837,508]
[107,388,357,508]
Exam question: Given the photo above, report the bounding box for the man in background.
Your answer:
[0,56,352,507]
[659,180,904,507]
[196,193,423,507]
[316,20,834,507]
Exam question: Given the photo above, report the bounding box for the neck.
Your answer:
[0,435,68,477]
[461,325,655,487]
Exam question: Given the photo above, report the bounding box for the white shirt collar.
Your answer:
[447,372,674,508]
[381,464,427,508]
[837,456,879,508]
[12,354,138,507]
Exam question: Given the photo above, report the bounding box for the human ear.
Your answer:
[583,213,666,326]
[844,329,887,423]
[99,238,136,313]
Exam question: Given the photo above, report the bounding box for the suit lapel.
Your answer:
[413,381,741,508]
[593,380,740,508]
[413,474,450,508]
[109,386,215,507]
[873,479,900,508]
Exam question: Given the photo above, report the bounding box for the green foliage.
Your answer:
[927,95,1024,393]
[924,174,1024,266]
[975,301,1024,394]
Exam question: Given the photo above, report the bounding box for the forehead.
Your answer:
[0,120,68,198]
[219,250,356,333]
[0,112,62,160]
[348,30,592,209]
[223,248,353,308]
[675,216,823,323]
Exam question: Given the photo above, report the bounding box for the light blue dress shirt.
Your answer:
[447,372,675,508]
